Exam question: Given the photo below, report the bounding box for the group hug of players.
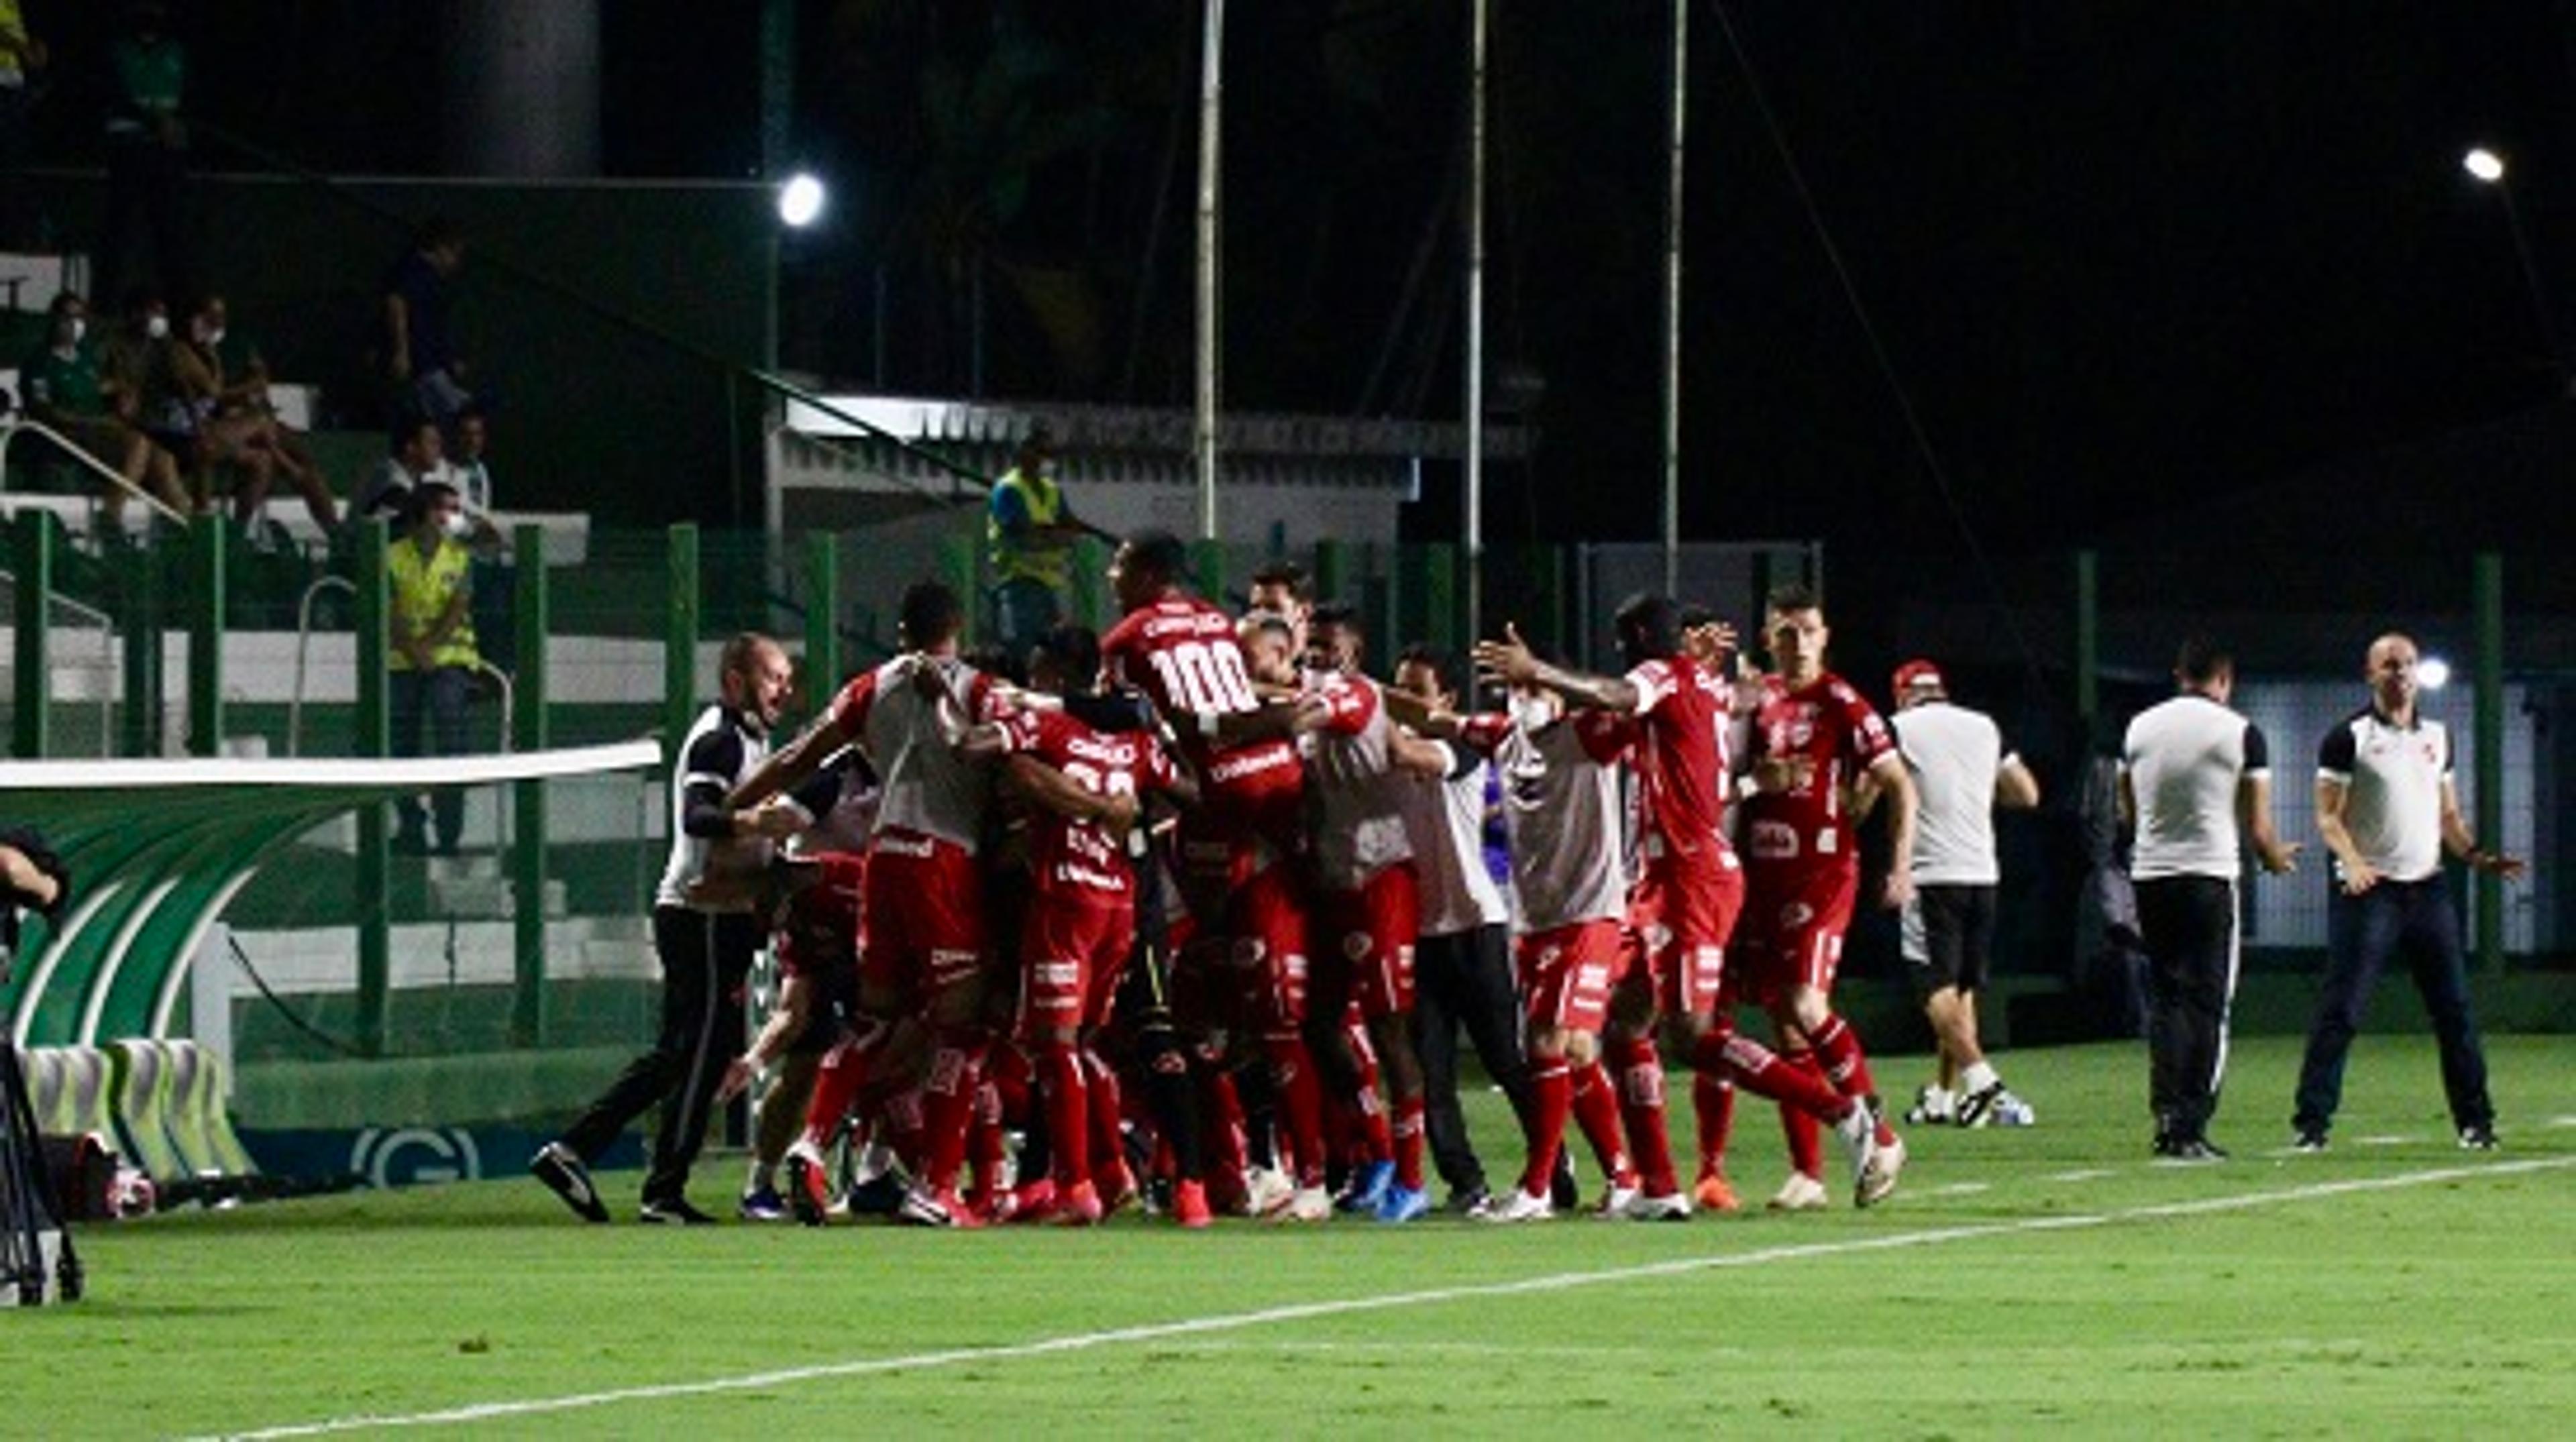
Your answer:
[690,529,1928,1229]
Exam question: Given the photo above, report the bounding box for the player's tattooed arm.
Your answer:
[1473,622,1640,714]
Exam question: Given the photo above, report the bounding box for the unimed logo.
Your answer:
[349,1127,483,1188]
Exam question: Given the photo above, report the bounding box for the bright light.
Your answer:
[2418,656,2453,691]
[777,172,827,229]
[2463,148,2506,184]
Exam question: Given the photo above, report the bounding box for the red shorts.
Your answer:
[1016,891,1135,1040]
[1624,857,1744,1017]
[1517,918,1625,1036]
[858,830,987,1008]
[1312,861,1419,1022]
[1738,863,1858,1007]
[1223,861,1312,1034]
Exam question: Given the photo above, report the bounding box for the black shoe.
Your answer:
[1548,1152,1580,1211]
[2159,1136,2228,1163]
[1443,1184,1492,1217]
[2458,1124,2500,1152]
[2292,1127,2328,1154]
[530,1142,609,1223]
[639,1195,718,1225]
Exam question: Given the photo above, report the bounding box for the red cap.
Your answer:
[1892,659,1945,698]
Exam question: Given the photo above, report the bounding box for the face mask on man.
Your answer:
[144,315,171,341]
[443,510,472,541]
[58,318,85,347]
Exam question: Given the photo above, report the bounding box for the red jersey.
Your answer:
[1742,670,1895,873]
[1100,594,1303,856]
[1003,706,1173,899]
[775,852,866,980]
[1608,655,1735,873]
[828,653,1002,851]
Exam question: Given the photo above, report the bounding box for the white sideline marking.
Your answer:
[2546,1115,2576,1129]
[1922,1182,1993,1197]
[211,1157,2574,1439]
[2043,1168,2114,1182]
[2355,1134,2413,1147]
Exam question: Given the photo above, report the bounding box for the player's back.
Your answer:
[835,653,994,852]
[1624,654,1731,869]
[1481,711,1627,932]
[1103,594,1301,848]
[1303,667,1413,889]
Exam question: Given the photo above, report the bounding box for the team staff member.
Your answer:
[987,425,1085,652]
[2292,633,2524,1152]
[2118,636,2300,1161]
[533,633,801,1223]
[1887,659,2041,1128]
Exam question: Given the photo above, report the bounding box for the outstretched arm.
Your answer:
[1472,622,1640,714]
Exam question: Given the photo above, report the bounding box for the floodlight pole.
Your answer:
[1464,0,1487,649]
[2495,184,2571,392]
[1195,0,1225,541]
[1660,0,1687,596]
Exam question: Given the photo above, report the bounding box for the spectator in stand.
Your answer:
[437,406,512,670]
[98,1,193,315]
[0,1,46,249]
[381,218,476,424]
[17,292,186,518]
[985,425,1084,653]
[386,479,480,855]
[112,290,276,521]
[352,415,443,531]
[184,292,339,531]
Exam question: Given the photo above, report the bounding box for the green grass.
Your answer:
[17,1034,2575,1438]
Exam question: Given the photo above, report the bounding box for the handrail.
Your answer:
[290,573,513,758]
[0,418,193,529]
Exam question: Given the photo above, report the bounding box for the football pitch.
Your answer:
[19,1034,2575,1438]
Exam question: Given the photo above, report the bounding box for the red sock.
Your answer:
[1610,1034,1678,1198]
[968,1078,1007,1204]
[986,1044,1033,1130]
[1265,1031,1330,1188]
[1777,1048,1824,1180]
[1570,1059,1633,1184]
[1196,1061,1248,1180]
[1392,1097,1426,1190]
[1349,1025,1393,1164]
[1699,1030,1850,1121]
[918,1038,987,1193]
[1520,1058,1572,1197]
[1081,1048,1125,1177]
[1037,1045,1089,1190]
[1691,1068,1735,1179]
[1808,1013,1878,1103]
[800,1031,875,1149]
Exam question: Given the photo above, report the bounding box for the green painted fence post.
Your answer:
[2474,553,2504,977]
[511,526,551,1047]
[667,524,702,764]
[1313,539,1348,608]
[187,516,225,757]
[11,511,53,758]
[1189,539,1228,606]
[119,526,164,757]
[1069,536,1108,630]
[354,516,392,1058]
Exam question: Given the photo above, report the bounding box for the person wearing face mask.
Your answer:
[985,425,1086,653]
[17,291,188,518]
[386,479,481,855]
[182,293,339,533]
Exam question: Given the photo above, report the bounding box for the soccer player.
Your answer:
[1733,582,1913,1210]
[993,624,1201,1224]
[1101,531,1336,1220]
[733,581,1026,1227]
[1300,604,1451,1222]
[1477,595,1900,1217]
[1248,558,1316,659]
[1887,659,2041,1127]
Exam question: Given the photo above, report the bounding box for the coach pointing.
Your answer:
[2118,636,2300,1160]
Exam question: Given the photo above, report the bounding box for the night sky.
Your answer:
[33,1,2576,571]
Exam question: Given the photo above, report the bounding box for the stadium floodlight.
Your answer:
[2418,656,2452,691]
[777,172,828,229]
[2463,148,2506,184]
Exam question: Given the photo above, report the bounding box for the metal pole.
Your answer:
[2496,187,2570,391]
[1464,0,1488,648]
[2474,552,2504,975]
[354,518,391,1058]
[666,524,702,767]
[186,515,224,757]
[11,512,53,759]
[1194,0,1225,541]
[1660,0,1688,596]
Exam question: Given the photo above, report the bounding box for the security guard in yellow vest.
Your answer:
[985,425,1083,655]
[388,478,480,854]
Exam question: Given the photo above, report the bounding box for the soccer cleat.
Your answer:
[1096,1160,1141,1216]
[1619,1190,1693,1222]
[2459,1125,2500,1152]
[1955,1080,2010,1128]
[1833,1104,1880,1204]
[1052,1180,1105,1227]
[2292,1127,2328,1154]
[529,1142,609,1224]
[1856,1134,1905,1209]
[1000,1177,1059,1224]
[1242,1165,1297,1219]
[1340,1160,1396,1216]
[638,1195,718,1226]
[1374,1184,1431,1224]
[2156,1137,2227,1163]
[1987,1091,2037,1127]
[1904,1085,1956,1127]
[1692,1169,1741,1214]
[1171,1178,1214,1229]
[1767,1172,1830,1211]
[1548,1152,1582,1211]
[1477,1187,1554,1223]
[737,1184,790,1223]
[1443,1184,1492,1217]
[1592,1180,1642,1219]
[1276,1185,1334,1223]
[896,1184,983,1229]
[784,1143,833,1227]
[843,1169,908,1219]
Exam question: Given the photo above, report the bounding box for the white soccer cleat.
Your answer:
[1988,1091,2036,1127]
[1591,1181,1641,1219]
[1856,1134,1905,1208]
[1477,1187,1554,1224]
[1617,1190,1692,1222]
[1904,1085,1956,1127]
[1767,1171,1830,1212]
[1274,1184,1334,1223]
[1243,1165,1297,1219]
[1957,1080,2033,1129]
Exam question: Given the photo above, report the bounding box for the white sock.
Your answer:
[1961,1061,2001,1095]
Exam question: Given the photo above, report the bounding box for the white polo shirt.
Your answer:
[2317,707,2449,884]
[1892,700,2014,887]
[2122,693,2269,882]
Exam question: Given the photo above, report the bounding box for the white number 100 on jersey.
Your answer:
[1149,639,1260,716]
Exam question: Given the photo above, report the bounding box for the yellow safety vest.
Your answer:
[987,466,1070,590]
[387,537,478,670]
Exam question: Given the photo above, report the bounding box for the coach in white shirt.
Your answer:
[2118,636,2300,1160]
[2291,633,2524,1153]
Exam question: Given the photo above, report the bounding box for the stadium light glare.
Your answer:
[2418,656,2453,691]
[777,172,828,229]
[2464,148,2506,184]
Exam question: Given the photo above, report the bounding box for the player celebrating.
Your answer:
[1477,594,1900,1216]
[1734,581,1913,1210]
